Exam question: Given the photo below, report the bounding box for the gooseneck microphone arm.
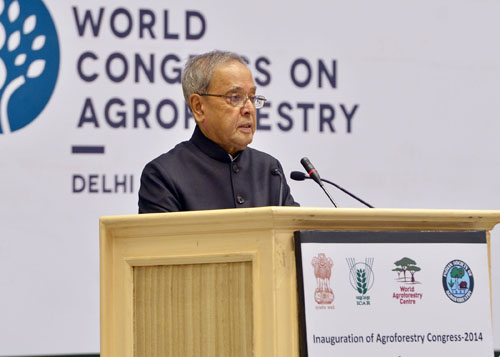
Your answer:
[321,177,374,208]
[319,183,338,208]
[300,158,338,208]
[290,171,374,208]
[271,168,284,206]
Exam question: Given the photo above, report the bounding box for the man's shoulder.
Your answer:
[146,140,195,167]
[141,141,202,182]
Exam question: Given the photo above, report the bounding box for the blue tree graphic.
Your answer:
[0,0,56,134]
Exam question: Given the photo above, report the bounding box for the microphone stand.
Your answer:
[320,178,374,208]
[290,171,374,208]
[271,169,284,206]
[300,157,337,207]
[320,184,338,208]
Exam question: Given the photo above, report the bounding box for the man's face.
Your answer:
[196,61,257,156]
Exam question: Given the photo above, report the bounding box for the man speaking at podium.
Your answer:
[138,50,298,213]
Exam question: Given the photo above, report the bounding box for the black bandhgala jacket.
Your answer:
[138,126,299,213]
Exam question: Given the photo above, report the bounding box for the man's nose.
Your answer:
[240,97,255,115]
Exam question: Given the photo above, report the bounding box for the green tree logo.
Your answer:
[448,267,465,289]
[442,260,473,303]
[392,267,403,279]
[393,257,421,283]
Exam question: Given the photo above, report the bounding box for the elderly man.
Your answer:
[138,50,298,213]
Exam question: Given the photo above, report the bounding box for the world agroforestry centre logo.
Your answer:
[312,253,334,305]
[0,0,59,134]
[442,259,474,303]
[392,257,423,305]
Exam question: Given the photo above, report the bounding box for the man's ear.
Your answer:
[190,94,205,124]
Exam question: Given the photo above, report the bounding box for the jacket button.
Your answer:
[232,163,240,173]
[236,195,245,204]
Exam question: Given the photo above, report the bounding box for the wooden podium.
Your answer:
[99,207,500,357]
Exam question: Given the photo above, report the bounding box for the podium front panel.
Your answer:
[134,262,253,357]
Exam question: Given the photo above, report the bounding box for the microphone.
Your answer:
[290,171,307,181]
[271,168,284,206]
[300,157,322,186]
[299,157,337,207]
[290,170,374,208]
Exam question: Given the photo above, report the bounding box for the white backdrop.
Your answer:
[0,0,499,355]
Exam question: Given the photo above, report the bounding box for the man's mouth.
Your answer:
[238,123,253,131]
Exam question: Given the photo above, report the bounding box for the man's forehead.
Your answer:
[226,85,257,93]
[209,61,255,90]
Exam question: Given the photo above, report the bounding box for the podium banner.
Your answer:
[294,231,493,357]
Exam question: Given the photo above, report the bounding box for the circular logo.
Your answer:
[442,259,474,303]
[348,261,374,295]
[0,0,59,134]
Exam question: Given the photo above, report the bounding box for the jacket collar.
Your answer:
[190,125,243,163]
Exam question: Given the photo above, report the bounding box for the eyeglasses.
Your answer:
[199,93,267,109]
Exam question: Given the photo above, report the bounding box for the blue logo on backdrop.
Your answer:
[0,0,59,134]
[442,259,474,303]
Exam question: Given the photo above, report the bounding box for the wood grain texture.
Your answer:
[134,262,253,357]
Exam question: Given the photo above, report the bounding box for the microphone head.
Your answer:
[300,157,317,177]
[300,157,311,169]
[300,157,323,186]
[290,171,307,181]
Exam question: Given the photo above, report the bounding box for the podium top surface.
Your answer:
[100,207,500,235]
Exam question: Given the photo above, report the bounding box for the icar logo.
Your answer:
[346,257,374,305]
[0,0,59,134]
